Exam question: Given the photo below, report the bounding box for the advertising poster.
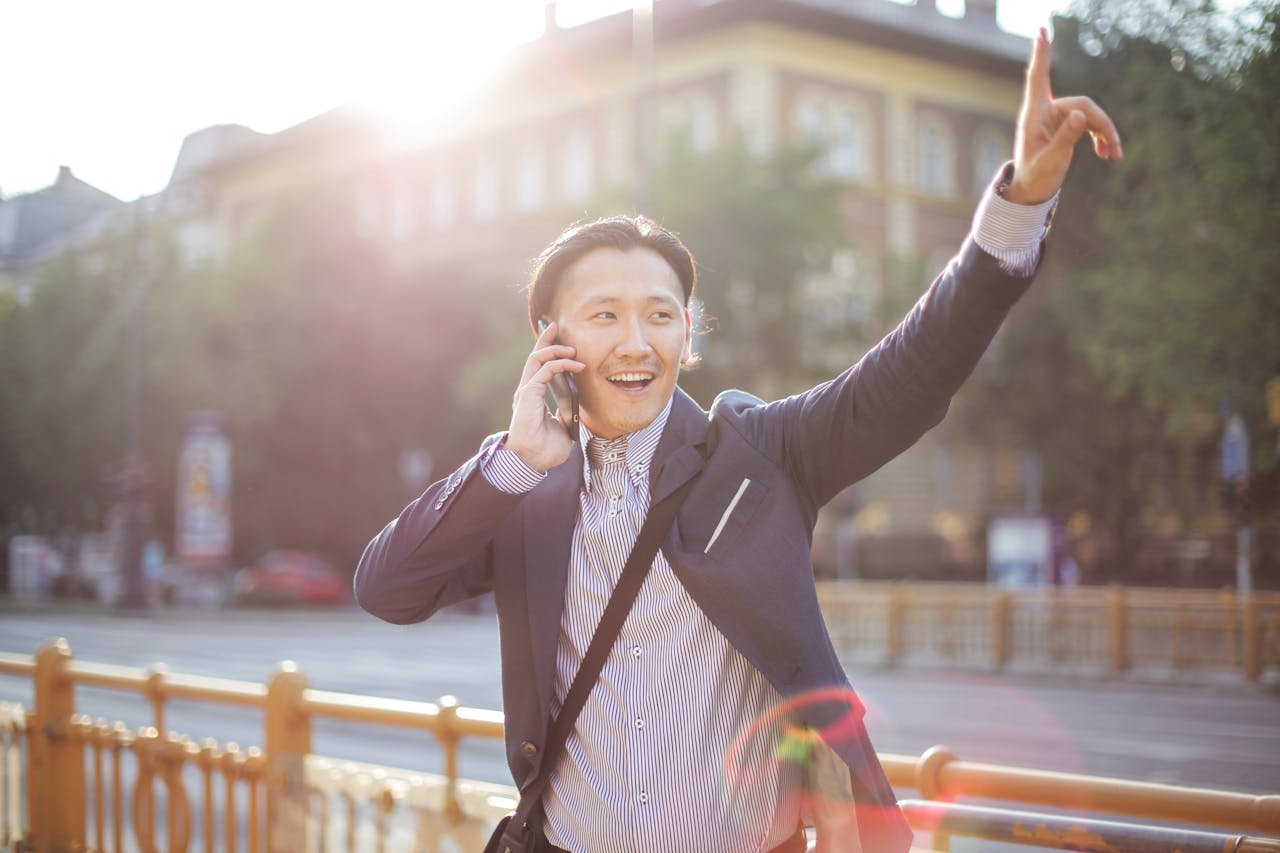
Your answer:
[176,411,232,566]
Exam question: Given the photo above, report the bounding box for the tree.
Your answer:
[0,135,850,575]
[960,0,1280,583]
[639,134,847,405]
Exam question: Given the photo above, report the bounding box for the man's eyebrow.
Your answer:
[581,294,681,307]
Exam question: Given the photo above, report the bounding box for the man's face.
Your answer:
[549,246,691,441]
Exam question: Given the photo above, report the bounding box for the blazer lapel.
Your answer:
[524,451,583,720]
[648,388,710,505]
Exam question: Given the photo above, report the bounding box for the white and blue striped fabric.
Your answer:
[973,184,1057,277]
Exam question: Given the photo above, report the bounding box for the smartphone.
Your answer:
[537,321,580,444]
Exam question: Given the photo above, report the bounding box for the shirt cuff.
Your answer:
[480,434,546,495]
[972,163,1058,278]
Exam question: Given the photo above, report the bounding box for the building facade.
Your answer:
[170,0,1036,579]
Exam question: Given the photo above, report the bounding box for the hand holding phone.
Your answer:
[505,322,583,473]
[537,321,580,444]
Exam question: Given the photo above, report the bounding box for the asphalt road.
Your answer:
[3,604,1278,799]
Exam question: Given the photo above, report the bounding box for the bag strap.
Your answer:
[498,476,698,851]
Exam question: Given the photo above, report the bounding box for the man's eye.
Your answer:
[652,311,673,320]
[592,312,616,320]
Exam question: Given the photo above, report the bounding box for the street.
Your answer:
[2,604,1278,797]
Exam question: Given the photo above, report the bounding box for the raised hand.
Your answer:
[505,321,584,473]
[1005,27,1123,205]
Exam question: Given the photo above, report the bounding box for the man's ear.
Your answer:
[681,310,693,363]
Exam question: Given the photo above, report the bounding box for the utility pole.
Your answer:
[1221,413,1251,596]
[633,0,655,213]
[115,201,151,612]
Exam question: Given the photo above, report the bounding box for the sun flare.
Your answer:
[348,2,547,129]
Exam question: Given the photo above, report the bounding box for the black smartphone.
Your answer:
[537,321,580,444]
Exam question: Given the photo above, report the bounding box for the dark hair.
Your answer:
[526,215,697,333]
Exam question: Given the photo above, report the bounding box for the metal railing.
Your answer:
[817,582,1280,680]
[898,800,1280,852]
[2,637,1278,851]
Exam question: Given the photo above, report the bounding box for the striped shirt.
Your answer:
[482,185,1053,851]
[486,400,797,852]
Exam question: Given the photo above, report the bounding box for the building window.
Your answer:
[659,91,719,154]
[917,113,956,197]
[472,151,500,222]
[514,140,546,213]
[431,176,456,230]
[388,180,415,238]
[354,184,381,238]
[973,126,1009,194]
[0,203,17,250]
[794,92,873,183]
[561,123,594,202]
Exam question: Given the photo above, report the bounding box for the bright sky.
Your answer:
[0,0,1070,202]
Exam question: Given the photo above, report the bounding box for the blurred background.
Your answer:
[1,0,1277,607]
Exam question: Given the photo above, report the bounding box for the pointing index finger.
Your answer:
[1024,26,1053,102]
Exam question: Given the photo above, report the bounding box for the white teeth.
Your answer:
[609,372,653,382]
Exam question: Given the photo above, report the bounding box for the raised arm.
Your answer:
[742,28,1122,507]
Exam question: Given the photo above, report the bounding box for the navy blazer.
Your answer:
[356,237,1033,851]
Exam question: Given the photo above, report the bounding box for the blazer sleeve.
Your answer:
[742,237,1035,508]
[353,434,527,624]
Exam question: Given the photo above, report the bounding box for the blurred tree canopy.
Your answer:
[645,134,846,404]
[0,141,845,574]
[961,0,1279,579]
[0,186,495,571]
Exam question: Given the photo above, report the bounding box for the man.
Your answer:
[356,29,1120,852]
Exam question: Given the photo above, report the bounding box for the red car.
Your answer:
[233,550,348,606]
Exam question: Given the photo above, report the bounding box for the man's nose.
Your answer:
[614,317,654,357]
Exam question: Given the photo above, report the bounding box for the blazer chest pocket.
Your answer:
[704,478,768,559]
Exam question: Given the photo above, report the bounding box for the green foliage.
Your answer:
[641,134,847,404]
[0,184,498,570]
[0,136,846,571]
[0,244,134,536]
[964,0,1280,579]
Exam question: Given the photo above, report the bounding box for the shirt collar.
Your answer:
[579,396,673,494]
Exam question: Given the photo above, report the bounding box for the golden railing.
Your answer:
[817,582,1280,680]
[2,637,1278,851]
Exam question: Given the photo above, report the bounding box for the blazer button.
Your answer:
[520,741,538,758]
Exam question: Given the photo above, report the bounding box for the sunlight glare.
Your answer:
[350,1,547,129]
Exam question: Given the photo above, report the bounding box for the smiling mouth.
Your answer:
[607,371,655,391]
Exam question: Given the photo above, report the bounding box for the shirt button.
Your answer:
[520,741,538,757]
[634,718,644,730]
[639,792,649,804]
[632,646,642,657]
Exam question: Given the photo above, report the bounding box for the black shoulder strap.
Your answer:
[498,476,697,851]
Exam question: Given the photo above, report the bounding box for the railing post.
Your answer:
[992,591,1012,671]
[1243,595,1261,682]
[265,661,311,852]
[916,745,958,852]
[438,695,463,824]
[31,637,86,851]
[886,585,904,666]
[1108,585,1128,674]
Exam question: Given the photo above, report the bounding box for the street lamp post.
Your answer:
[1221,413,1251,596]
[115,201,151,612]
[633,0,655,212]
